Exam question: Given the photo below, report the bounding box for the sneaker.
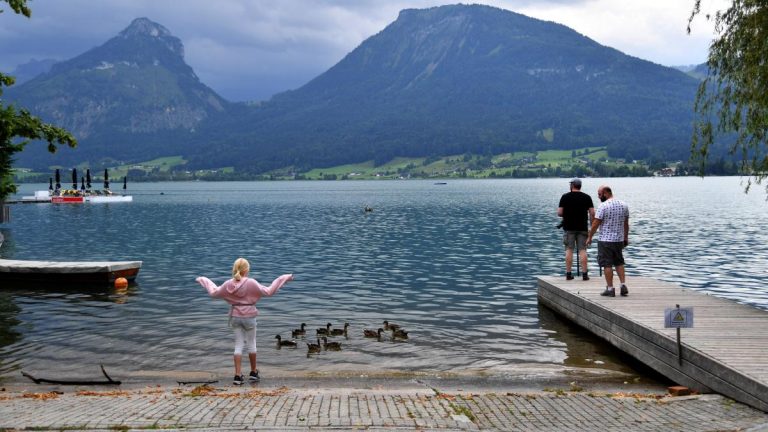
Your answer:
[582,273,590,281]
[233,375,245,385]
[600,287,616,297]
[248,370,260,382]
[566,272,574,280]
[620,284,629,297]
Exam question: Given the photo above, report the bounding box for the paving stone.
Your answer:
[2,385,768,431]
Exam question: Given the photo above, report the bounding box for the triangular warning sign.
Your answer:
[673,311,685,322]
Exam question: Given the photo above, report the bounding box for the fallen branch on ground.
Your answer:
[21,364,121,385]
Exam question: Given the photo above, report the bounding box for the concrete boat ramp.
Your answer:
[538,275,768,412]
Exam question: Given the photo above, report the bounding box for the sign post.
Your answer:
[665,304,694,365]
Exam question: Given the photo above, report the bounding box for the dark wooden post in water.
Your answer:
[0,201,9,223]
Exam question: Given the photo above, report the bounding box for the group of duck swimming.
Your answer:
[274,320,409,354]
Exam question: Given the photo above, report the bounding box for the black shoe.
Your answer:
[582,273,589,281]
[248,370,260,382]
[620,285,629,296]
[566,272,574,280]
[233,375,245,385]
[600,288,615,297]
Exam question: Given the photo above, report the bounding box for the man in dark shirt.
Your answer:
[557,178,595,280]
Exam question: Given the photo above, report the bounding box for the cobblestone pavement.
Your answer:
[2,380,768,431]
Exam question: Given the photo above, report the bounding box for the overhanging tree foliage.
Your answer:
[0,0,76,203]
[688,0,768,193]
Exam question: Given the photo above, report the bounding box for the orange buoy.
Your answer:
[114,277,129,289]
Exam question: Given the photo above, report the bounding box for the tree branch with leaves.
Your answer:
[1,0,77,204]
[688,0,768,193]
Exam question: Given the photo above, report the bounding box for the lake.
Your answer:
[1,177,766,384]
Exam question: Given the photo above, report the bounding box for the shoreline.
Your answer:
[2,363,670,395]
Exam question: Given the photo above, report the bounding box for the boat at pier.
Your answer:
[20,169,132,204]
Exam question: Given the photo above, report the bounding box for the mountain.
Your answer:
[7,17,230,168]
[187,4,700,172]
[8,6,701,173]
[10,58,58,85]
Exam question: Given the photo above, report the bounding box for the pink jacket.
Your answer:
[196,274,292,318]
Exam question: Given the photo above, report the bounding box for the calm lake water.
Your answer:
[1,177,766,384]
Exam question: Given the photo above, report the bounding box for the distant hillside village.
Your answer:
[14,148,740,183]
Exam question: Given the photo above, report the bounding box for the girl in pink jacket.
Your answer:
[196,257,293,385]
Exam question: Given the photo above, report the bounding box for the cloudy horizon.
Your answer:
[0,0,728,102]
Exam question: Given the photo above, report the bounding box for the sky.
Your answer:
[0,0,729,102]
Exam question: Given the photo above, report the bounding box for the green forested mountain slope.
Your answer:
[7,5,699,173]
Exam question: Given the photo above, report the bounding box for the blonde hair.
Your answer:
[232,258,250,281]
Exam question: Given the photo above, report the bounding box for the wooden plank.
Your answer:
[537,275,768,412]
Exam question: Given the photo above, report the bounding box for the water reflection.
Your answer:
[538,304,632,372]
[0,283,139,304]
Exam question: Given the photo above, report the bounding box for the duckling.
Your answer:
[316,323,332,336]
[363,328,384,338]
[383,320,401,331]
[292,323,307,338]
[307,339,322,354]
[392,329,409,340]
[330,322,349,336]
[321,337,342,351]
[275,335,298,348]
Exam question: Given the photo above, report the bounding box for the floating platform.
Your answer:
[537,275,768,412]
[17,190,132,204]
[0,259,142,285]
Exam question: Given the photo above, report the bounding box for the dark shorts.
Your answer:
[563,231,588,250]
[597,241,625,267]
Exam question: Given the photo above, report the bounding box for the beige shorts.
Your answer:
[563,231,588,250]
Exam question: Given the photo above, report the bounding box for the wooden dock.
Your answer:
[538,275,768,412]
[0,259,141,285]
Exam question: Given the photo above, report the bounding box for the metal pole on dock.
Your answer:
[575,241,580,276]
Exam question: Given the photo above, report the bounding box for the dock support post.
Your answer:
[1,202,9,223]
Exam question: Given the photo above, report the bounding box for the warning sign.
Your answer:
[665,307,694,328]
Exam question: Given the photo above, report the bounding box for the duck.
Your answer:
[321,337,342,351]
[330,322,349,336]
[363,328,384,338]
[383,320,401,331]
[275,335,298,348]
[316,323,332,336]
[392,329,409,340]
[307,339,322,354]
[291,323,307,338]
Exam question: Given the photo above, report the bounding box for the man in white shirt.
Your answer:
[586,185,630,297]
